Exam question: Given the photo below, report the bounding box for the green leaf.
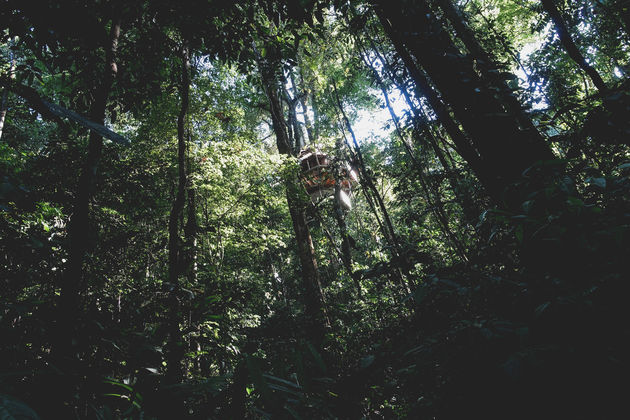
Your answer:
[103,378,133,392]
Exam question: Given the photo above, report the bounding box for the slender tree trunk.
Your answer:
[360,49,468,261]
[332,81,413,292]
[257,48,329,338]
[332,81,399,254]
[185,185,198,284]
[310,200,356,283]
[294,69,315,143]
[166,43,190,386]
[0,89,9,141]
[0,39,15,141]
[283,80,305,153]
[362,35,481,226]
[57,15,121,361]
[311,89,320,142]
[540,0,607,92]
[333,138,361,296]
[375,11,493,193]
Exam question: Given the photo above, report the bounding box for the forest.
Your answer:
[1,0,629,418]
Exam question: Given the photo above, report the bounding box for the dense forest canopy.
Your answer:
[1,0,629,418]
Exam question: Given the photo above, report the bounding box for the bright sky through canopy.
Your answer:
[353,88,408,141]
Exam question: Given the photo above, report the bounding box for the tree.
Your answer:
[1,0,629,417]
[257,37,329,340]
[57,10,122,364]
[540,0,607,91]
[165,42,190,387]
[373,0,556,203]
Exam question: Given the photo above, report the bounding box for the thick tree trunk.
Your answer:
[540,0,607,92]
[363,36,482,227]
[374,0,555,203]
[258,49,329,337]
[57,16,121,361]
[433,0,543,134]
[166,44,190,386]
[375,12,493,193]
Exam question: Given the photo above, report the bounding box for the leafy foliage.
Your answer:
[1,0,629,418]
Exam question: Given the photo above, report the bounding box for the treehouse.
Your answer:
[298,147,358,210]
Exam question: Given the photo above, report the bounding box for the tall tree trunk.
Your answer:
[433,0,542,134]
[282,79,305,153]
[332,81,398,253]
[0,38,15,141]
[374,0,555,203]
[0,89,8,140]
[185,185,198,284]
[375,11,493,195]
[57,15,121,361]
[359,48,468,261]
[257,48,329,338]
[166,43,190,386]
[333,138,361,296]
[362,33,482,227]
[540,0,608,92]
[332,81,413,292]
[311,89,320,142]
[294,69,315,144]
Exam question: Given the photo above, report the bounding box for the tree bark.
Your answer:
[57,15,121,361]
[375,11,494,193]
[332,81,399,253]
[0,39,15,141]
[362,33,481,227]
[333,138,361,296]
[359,48,468,261]
[374,0,555,203]
[185,185,198,284]
[166,43,190,386]
[294,68,315,143]
[257,46,329,337]
[433,0,543,135]
[282,79,305,153]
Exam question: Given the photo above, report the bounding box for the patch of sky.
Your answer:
[354,87,407,142]
[514,23,552,111]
